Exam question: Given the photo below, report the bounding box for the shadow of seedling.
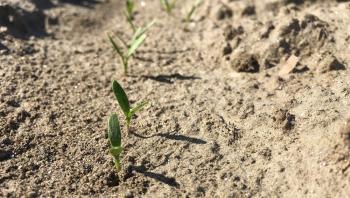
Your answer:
[132,165,180,188]
[131,131,207,145]
[142,73,201,84]
[58,0,100,8]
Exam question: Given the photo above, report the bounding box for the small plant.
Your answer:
[125,0,136,31]
[108,20,155,76]
[185,0,203,23]
[160,0,177,14]
[108,113,123,171]
[112,80,148,131]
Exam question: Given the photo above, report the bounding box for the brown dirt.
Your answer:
[1,0,350,197]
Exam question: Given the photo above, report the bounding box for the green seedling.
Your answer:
[185,0,203,23]
[108,113,123,171]
[108,20,155,76]
[160,0,177,14]
[112,80,148,131]
[125,0,136,31]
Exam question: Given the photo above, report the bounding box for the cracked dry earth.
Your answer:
[1,0,350,197]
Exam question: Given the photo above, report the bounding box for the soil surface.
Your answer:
[1,0,350,197]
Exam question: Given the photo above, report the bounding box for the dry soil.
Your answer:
[1,0,350,197]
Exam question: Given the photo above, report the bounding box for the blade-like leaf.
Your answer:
[108,113,121,147]
[131,27,143,44]
[115,32,128,48]
[130,20,155,44]
[127,34,146,58]
[140,20,156,36]
[126,0,134,16]
[112,80,131,116]
[125,13,136,32]
[130,100,148,116]
[161,0,171,12]
[108,35,124,57]
[186,0,202,22]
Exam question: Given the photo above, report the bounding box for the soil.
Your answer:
[1,0,350,197]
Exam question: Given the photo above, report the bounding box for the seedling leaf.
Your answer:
[109,35,124,57]
[112,80,131,117]
[186,0,203,23]
[131,20,156,44]
[127,34,146,57]
[161,0,176,13]
[108,113,122,147]
[130,100,148,116]
[126,0,134,17]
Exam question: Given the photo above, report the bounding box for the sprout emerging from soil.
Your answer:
[108,20,155,76]
[161,0,176,14]
[108,113,123,171]
[185,0,203,23]
[125,0,136,31]
[112,80,148,131]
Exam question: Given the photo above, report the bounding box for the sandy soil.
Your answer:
[1,0,350,197]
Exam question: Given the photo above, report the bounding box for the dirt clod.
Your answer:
[231,54,260,73]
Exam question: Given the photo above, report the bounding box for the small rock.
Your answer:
[278,55,299,76]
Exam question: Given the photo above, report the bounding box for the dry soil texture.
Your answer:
[1,0,350,197]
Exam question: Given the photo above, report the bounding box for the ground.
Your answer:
[0,0,350,197]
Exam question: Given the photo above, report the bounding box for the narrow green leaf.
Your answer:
[130,20,155,44]
[108,35,124,58]
[112,80,131,117]
[108,114,122,147]
[126,0,134,17]
[140,20,156,36]
[130,100,148,116]
[127,34,146,58]
[126,13,136,32]
[186,0,202,22]
[130,27,143,45]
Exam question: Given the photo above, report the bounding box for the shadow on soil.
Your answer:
[0,0,100,39]
[142,73,201,84]
[31,0,100,9]
[131,165,180,188]
[131,131,207,145]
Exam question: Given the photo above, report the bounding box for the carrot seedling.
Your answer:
[108,20,155,76]
[108,113,123,171]
[160,0,177,14]
[185,0,203,23]
[112,80,148,131]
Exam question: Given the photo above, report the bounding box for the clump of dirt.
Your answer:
[231,53,260,73]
